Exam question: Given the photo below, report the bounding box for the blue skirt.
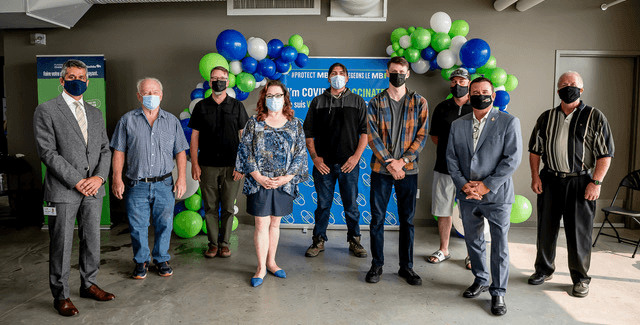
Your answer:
[246,188,294,217]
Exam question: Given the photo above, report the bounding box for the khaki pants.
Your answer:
[200,166,243,248]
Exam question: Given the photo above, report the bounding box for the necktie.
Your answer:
[74,101,88,144]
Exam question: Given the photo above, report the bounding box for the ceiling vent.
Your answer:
[227,0,320,16]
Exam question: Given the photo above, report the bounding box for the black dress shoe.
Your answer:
[365,265,383,283]
[491,296,507,315]
[528,272,553,285]
[463,282,489,298]
[398,267,422,285]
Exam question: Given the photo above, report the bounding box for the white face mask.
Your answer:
[330,75,346,90]
[266,97,284,112]
[142,95,161,110]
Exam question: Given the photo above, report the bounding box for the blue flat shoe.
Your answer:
[251,277,263,287]
[271,269,286,279]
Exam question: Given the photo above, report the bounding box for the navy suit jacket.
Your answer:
[446,108,522,205]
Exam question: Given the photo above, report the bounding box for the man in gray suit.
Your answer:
[34,59,115,317]
[446,77,522,316]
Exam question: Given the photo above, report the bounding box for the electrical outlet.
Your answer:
[30,33,46,45]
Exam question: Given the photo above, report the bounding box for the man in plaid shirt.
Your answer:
[365,56,429,286]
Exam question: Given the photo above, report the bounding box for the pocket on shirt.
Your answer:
[158,130,176,155]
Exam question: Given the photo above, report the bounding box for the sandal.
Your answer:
[465,255,472,270]
[427,250,451,264]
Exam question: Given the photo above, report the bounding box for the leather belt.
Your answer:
[133,172,172,183]
[543,169,589,178]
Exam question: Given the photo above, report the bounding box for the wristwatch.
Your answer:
[591,179,602,185]
[403,157,410,164]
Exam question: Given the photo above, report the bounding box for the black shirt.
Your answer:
[188,95,249,167]
[429,98,473,174]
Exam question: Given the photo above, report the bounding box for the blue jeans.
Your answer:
[369,172,417,269]
[125,177,175,264]
[312,164,361,241]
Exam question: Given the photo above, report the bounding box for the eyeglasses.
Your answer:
[211,78,228,82]
[266,94,284,99]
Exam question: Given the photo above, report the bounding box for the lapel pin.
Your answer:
[491,117,495,121]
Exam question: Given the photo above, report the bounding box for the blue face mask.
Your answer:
[142,95,161,110]
[330,75,346,90]
[266,97,284,112]
[63,79,87,96]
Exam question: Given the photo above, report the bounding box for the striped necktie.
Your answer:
[74,101,88,144]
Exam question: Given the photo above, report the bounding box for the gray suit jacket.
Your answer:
[446,108,522,205]
[34,94,111,203]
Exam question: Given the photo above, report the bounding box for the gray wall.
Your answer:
[3,0,640,224]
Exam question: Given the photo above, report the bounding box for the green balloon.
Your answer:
[476,67,494,77]
[490,68,508,87]
[441,65,460,81]
[427,28,435,37]
[204,89,212,98]
[300,44,310,56]
[396,48,405,57]
[390,28,409,43]
[236,72,256,93]
[483,55,497,70]
[173,211,203,238]
[431,32,451,52]
[504,74,519,92]
[449,20,470,38]
[433,215,439,221]
[199,53,229,81]
[470,73,482,81]
[411,29,432,50]
[288,34,304,52]
[407,26,416,33]
[390,53,399,58]
[446,93,453,100]
[218,216,239,231]
[202,219,207,234]
[404,48,420,63]
[185,193,202,211]
[183,108,190,113]
[197,187,201,196]
[228,73,236,88]
[392,42,400,51]
[510,195,533,223]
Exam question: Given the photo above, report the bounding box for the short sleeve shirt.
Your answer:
[429,98,473,174]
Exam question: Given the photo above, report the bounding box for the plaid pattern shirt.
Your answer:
[367,89,429,174]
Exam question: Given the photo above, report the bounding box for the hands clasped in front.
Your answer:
[256,174,295,190]
[462,181,490,200]
[75,176,103,197]
[385,158,406,180]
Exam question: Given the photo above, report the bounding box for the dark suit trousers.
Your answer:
[48,197,103,300]
[534,173,595,284]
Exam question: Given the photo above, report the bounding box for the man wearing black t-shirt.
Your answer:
[427,68,473,266]
[189,66,249,259]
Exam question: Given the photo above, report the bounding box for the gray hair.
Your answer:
[60,59,87,79]
[136,77,163,93]
[557,71,584,89]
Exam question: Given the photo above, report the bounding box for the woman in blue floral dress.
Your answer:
[235,80,309,287]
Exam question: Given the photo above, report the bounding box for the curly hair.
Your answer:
[256,80,295,121]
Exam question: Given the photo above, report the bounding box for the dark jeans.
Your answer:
[312,164,361,241]
[534,172,596,284]
[369,172,417,269]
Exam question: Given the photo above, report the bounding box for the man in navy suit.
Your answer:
[446,77,522,316]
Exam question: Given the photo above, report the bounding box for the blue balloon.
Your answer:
[421,47,437,61]
[258,59,276,79]
[279,46,298,63]
[274,58,290,73]
[241,57,258,74]
[467,67,477,74]
[202,81,210,90]
[267,39,284,59]
[271,72,283,80]
[494,90,511,107]
[429,58,440,71]
[198,207,205,217]
[190,89,205,100]
[216,29,247,61]
[294,53,309,68]
[253,73,265,82]
[233,86,249,101]
[174,200,187,216]
[459,38,491,68]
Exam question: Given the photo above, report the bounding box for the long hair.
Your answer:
[256,80,294,121]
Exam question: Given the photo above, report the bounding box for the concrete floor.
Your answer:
[0,222,639,325]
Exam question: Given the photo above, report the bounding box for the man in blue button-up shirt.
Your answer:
[111,77,189,280]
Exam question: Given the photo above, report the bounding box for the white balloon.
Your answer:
[226,87,236,98]
[188,98,203,113]
[495,85,506,92]
[430,11,452,33]
[456,57,463,67]
[450,36,467,53]
[255,81,261,89]
[172,160,199,200]
[399,35,412,49]
[261,79,268,86]
[233,205,239,215]
[229,60,243,75]
[451,204,491,238]
[386,45,394,56]
[195,82,204,89]
[437,50,456,69]
[247,37,268,61]
[179,111,191,120]
[410,59,430,74]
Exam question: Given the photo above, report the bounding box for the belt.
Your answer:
[543,169,589,178]
[132,172,172,183]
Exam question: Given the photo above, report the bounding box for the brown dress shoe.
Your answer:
[53,298,79,317]
[80,285,115,301]
[204,246,218,258]
[219,247,231,258]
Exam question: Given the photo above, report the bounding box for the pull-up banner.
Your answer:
[281,57,400,227]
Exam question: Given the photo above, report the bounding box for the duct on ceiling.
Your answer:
[493,0,546,12]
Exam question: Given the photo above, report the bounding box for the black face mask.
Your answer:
[389,73,406,88]
[470,95,493,110]
[558,86,581,104]
[211,80,227,93]
[450,85,468,98]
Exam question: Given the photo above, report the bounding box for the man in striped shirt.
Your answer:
[528,71,614,298]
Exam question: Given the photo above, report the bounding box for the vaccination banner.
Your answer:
[281,57,399,227]
[36,55,111,228]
